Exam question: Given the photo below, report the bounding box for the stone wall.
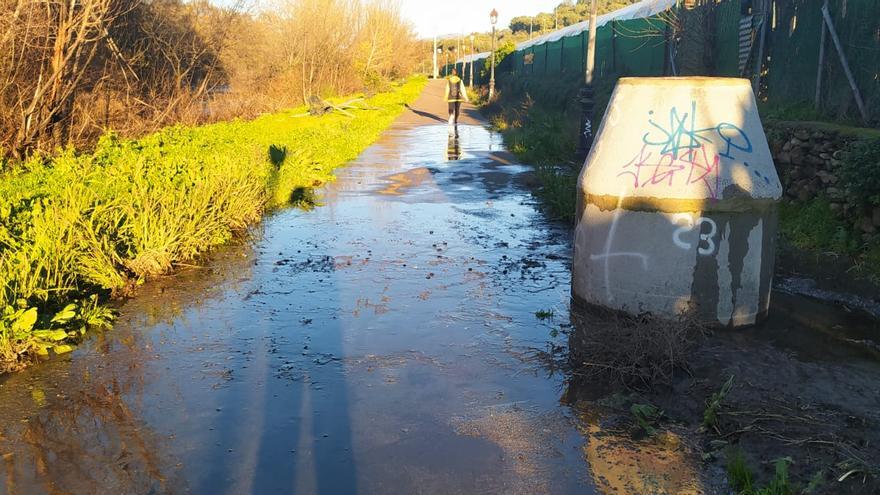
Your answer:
[768,124,880,237]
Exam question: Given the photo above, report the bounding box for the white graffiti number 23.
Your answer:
[672,213,717,255]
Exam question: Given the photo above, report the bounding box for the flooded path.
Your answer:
[0,81,594,494]
[3,80,878,495]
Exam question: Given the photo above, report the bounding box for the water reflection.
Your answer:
[0,123,588,494]
[0,245,257,494]
[446,128,461,161]
[0,331,182,494]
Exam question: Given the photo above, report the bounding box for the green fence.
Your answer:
[478,0,879,124]
[765,0,880,119]
[492,17,670,84]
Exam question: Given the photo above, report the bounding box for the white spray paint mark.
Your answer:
[671,213,718,255]
[588,188,649,302]
[672,213,694,250]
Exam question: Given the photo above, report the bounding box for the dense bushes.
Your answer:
[839,138,880,210]
[0,77,425,372]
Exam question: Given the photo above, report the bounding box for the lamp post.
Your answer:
[450,46,455,76]
[453,36,464,76]
[576,0,598,157]
[432,36,439,78]
[469,34,475,88]
[489,8,498,101]
[458,38,467,76]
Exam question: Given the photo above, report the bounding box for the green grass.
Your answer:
[777,198,880,282]
[758,101,880,138]
[489,104,580,222]
[727,449,795,495]
[0,76,427,372]
[534,165,578,223]
[534,308,555,320]
[630,403,664,436]
[778,199,855,254]
[703,375,734,434]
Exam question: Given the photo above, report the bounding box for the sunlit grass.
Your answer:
[488,104,580,222]
[0,76,427,371]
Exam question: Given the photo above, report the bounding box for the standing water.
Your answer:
[0,116,598,493]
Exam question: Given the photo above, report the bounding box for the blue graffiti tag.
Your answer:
[641,101,752,160]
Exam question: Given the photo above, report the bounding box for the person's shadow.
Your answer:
[404,104,446,123]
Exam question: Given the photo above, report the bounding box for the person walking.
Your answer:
[444,68,469,127]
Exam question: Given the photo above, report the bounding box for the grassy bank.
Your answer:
[778,199,880,282]
[485,89,581,223]
[482,73,618,223]
[0,76,426,372]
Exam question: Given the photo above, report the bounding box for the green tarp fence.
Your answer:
[765,0,880,118]
[493,17,670,85]
[483,0,879,123]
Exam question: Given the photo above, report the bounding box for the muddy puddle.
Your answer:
[1,121,877,495]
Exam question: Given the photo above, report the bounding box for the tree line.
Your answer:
[0,0,420,160]
[433,0,643,69]
[509,0,642,35]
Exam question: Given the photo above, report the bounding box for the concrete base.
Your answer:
[571,78,783,327]
[572,202,777,327]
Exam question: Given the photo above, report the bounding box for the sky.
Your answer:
[399,0,562,38]
[208,0,562,38]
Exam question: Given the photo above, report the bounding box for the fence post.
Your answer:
[814,0,828,110]
[577,0,599,158]
[546,42,549,74]
[751,0,768,94]
[560,36,565,73]
[612,21,617,74]
[821,3,869,123]
[581,31,586,73]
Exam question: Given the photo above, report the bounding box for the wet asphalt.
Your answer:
[0,81,595,494]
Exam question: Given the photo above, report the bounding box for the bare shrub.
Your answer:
[1,0,422,159]
[568,306,707,389]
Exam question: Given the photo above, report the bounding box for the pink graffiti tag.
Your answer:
[618,143,721,199]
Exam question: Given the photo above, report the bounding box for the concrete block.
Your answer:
[572,77,782,327]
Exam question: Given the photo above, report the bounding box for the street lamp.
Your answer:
[450,46,455,76]
[437,47,443,77]
[469,34,475,88]
[576,0,599,157]
[489,8,498,101]
[458,37,463,76]
[432,37,439,78]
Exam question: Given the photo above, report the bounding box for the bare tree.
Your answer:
[1,0,124,156]
[0,0,421,159]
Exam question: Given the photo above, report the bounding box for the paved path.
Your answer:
[397,78,486,126]
[0,80,595,494]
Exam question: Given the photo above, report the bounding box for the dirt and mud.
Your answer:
[564,297,880,494]
[0,80,877,494]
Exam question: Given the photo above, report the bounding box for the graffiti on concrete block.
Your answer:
[617,101,753,199]
[583,119,592,139]
[672,213,718,255]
